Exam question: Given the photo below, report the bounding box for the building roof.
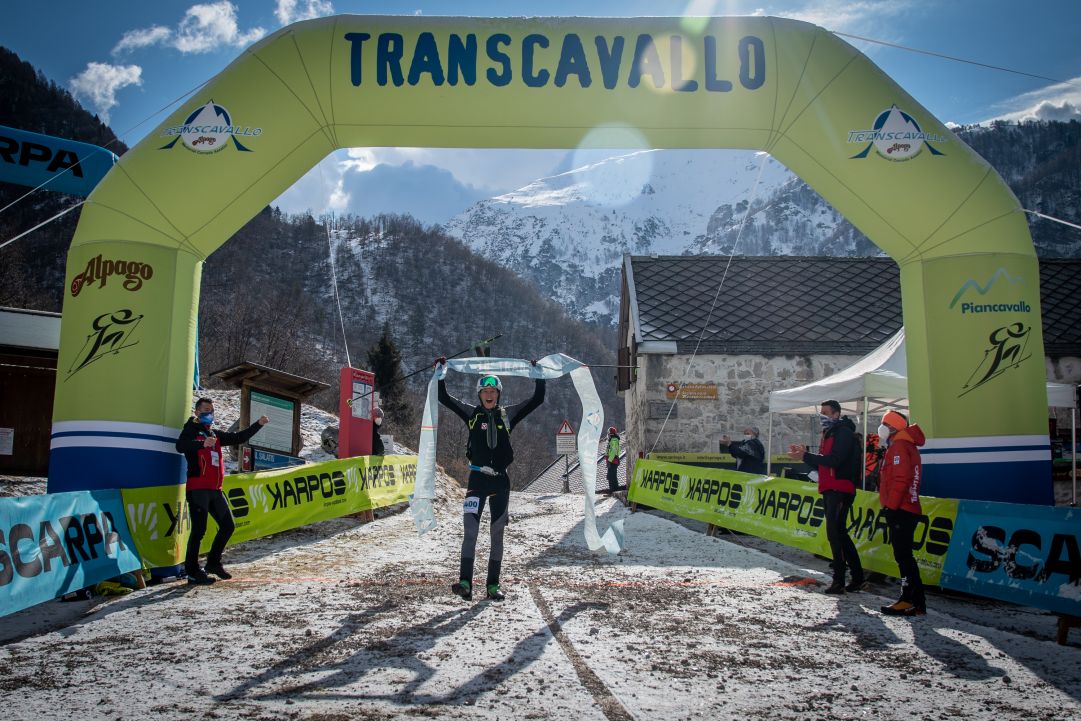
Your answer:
[623,256,1081,357]
[523,438,626,494]
[0,306,61,353]
[209,361,329,398]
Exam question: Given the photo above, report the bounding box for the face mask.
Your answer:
[877,424,891,442]
[819,414,833,428]
[374,417,383,426]
[198,412,214,425]
[743,434,754,440]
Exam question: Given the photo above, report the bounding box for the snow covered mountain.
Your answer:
[444,123,1081,324]
[443,149,860,324]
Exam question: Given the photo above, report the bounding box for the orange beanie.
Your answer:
[883,410,908,431]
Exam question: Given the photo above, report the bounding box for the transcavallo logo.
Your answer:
[848,105,947,161]
[948,268,1027,311]
[160,101,262,154]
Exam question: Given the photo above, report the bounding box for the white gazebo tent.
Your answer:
[766,329,1077,501]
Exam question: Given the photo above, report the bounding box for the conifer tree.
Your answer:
[366,322,411,424]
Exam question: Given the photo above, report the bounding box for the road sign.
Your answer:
[556,419,577,454]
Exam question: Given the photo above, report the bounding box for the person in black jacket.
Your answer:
[788,400,864,594]
[437,364,545,602]
[719,426,767,474]
[371,406,386,456]
[175,397,268,585]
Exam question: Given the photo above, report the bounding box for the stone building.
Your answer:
[616,255,1081,466]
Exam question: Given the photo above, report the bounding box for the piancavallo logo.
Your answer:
[948,268,1030,314]
[848,105,947,161]
[960,322,1032,397]
[66,308,144,379]
[160,101,261,154]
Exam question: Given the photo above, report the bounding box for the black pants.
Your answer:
[606,461,619,491]
[460,471,510,587]
[887,508,926,609]
[185,489,235,574]
[823,490,862,585]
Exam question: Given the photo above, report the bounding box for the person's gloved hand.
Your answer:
[435,356,446,367]
[530,359,538,366]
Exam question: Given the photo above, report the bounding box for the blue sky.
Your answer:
[3,1,1080,222]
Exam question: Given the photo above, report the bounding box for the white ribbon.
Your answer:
[410,353,625,554]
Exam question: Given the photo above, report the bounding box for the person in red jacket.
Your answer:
[788,400,865,594]
[876,410,927,617]
[176,397,268,585]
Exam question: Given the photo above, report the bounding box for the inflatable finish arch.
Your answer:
[50,15,1051,559]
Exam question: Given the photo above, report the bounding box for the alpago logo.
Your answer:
[948,268,1030,314]
[70,254,154,297]
[160,101,261,154]
[848,105,947,161]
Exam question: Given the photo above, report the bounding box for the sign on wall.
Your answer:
[249,390,294,453]
[665,382,718,400]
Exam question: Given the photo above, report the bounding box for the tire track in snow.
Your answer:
[529,583,635,721]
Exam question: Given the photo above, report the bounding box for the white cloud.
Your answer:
[342,147,565,193]
[109,2,266,57]
[112,26,172,55]
[769,0,913,34]
[174,2,265,53]
[69,63,143,123]
[275,0,334,26]
[984,77,1081,124]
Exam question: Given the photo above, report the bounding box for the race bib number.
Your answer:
[211,451,220,467]
[463,497,481,514]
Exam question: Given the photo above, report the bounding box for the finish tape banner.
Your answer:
[941,501,1081,616]
[628,459,958,585]
[0,490,142,617]
[121,455,417,566]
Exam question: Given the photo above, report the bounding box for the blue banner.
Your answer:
[0,490,142,617]
[941,501,1081,616]
[0,125,118,197]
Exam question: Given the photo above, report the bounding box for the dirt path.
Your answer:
[3,493,1080,721]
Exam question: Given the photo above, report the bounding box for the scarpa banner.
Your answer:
[0,490,142,617]
[120,455,417,566]
[940,501,1081,616]
[0,124,118,197]
[628,459,958,584]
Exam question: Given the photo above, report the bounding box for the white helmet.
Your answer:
[477,375,503,393]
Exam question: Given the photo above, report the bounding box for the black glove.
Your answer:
[530,359,538,366]
[435,356,446,366]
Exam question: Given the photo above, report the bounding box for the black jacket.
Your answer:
[372,423,386,456]
[438,379,545,472]
[802,416,861,484]
[176,417,264,478]
[723,436,767,474]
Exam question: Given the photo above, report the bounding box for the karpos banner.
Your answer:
[628,459,958,585]
[121,455,417,565]
[0,490,142,617]
[211,454,417,549]
[941,501,1081,616]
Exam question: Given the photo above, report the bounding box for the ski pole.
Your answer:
[348,333,503,404]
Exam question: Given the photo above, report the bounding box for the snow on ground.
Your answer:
[3,491,1080,721]
[3,390,1080,720]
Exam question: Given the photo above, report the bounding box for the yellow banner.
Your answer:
[120,455,417,566]
[629,459,958,584]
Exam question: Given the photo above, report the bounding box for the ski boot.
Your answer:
[486,584,505,602]
[451,580,472,601]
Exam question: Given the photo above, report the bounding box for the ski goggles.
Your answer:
[479,376,500,388]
